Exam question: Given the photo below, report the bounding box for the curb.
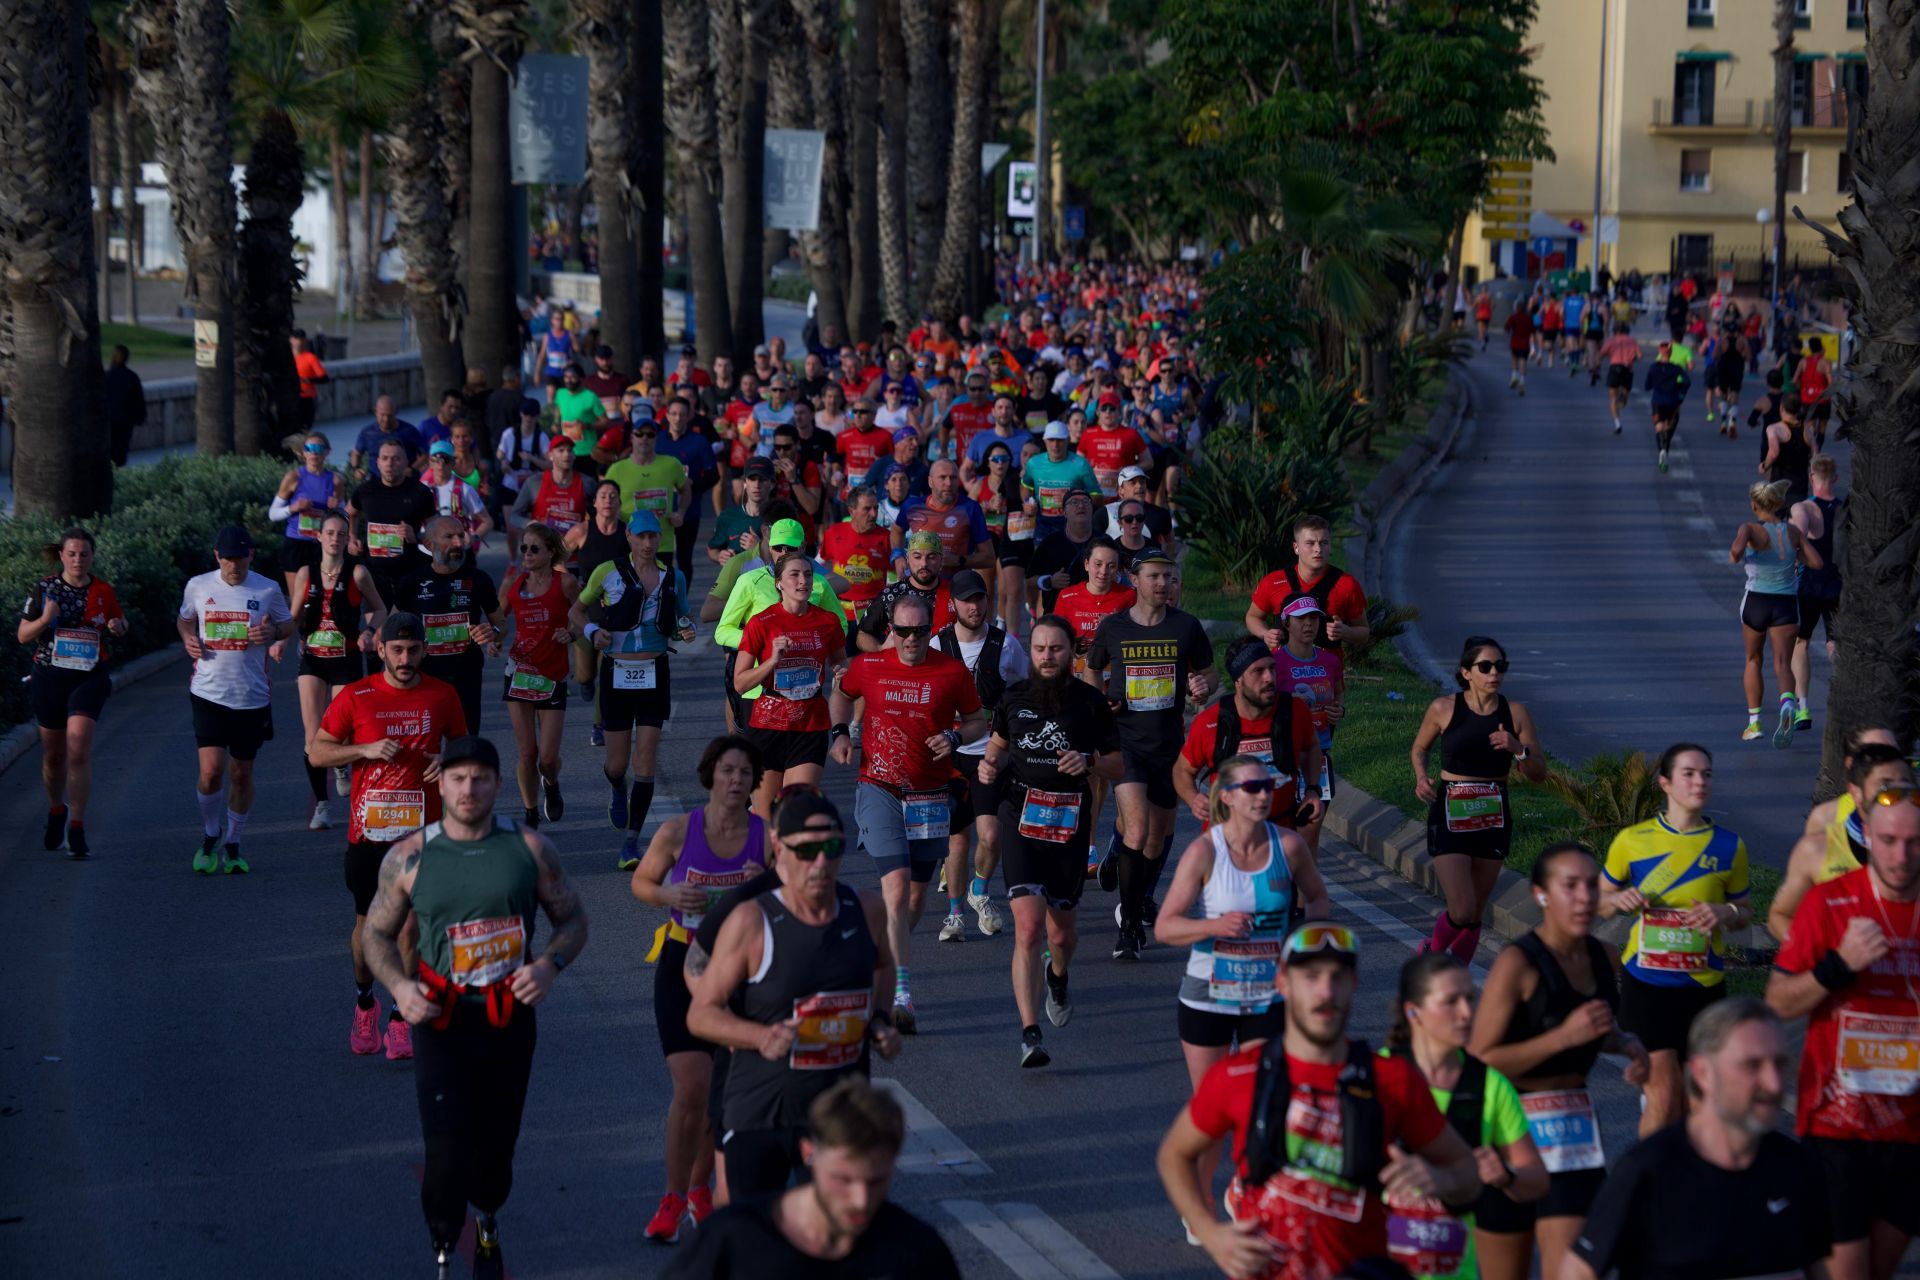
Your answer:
[0,647,189,776]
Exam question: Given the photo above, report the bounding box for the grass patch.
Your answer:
[1344,380,1447,498]
[102,321,195,363]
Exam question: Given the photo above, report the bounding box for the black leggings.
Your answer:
[413,1002,537,1249]
[675,507,701,584]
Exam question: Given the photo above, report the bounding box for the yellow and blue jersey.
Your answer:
[1603,817,1749,988]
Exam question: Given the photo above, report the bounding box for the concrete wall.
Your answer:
[128,353,425,454]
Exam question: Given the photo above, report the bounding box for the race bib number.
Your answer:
[1125,663,1176,712]
[903,790,951,842]
[1209,938,1283,1010]
[1386,1195,1469,1277]
[367,522,405,558]
[51,627,101,671]
[297,512,323,535]
[1836,1011,1920,1096]
[424,612,470,656]
[1638,907,1709,972]
[636,486,670,512]
[446,916,527,988]
[791,989,871,1070]
[508,669,558,701]
[1443,780,1505,833]
[773,657,821,701]
[360,788,427,842]
[306,627,347,659]
[203,610,252,652]
[611,656,657,691]
[1018,788,1083,843]
[1037,485,1067,516]
[1522,1088,1606,1172]
[1007,511,1036,542]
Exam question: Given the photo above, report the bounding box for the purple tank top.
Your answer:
[667,808,766,931]
[285,467,335,542]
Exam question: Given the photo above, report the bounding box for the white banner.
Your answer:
[1007,161,1038,219]
[764,129,826,231]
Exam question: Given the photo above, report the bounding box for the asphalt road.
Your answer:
[1387,334,1849,870]
[0,539,1657,1280]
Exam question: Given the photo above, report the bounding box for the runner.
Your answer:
[1469,843,1650,1280]
[270,432,345,600]
[854,533,950,652]
[1028,488,1104,615]
[1158,924,1481,1280]
[735,554,849,816]
[1760,396,1817,505]
[605,414,690,572]
[309,613,470,1061]
[423,439,493,547]
[1504,302,1533,395]
[1081,391,1149,501]
[1538,294,1562,370]
[1385,953,1549,1280]
[18,527,127,859]
[889,459,992,576]
[1645,341,1690,473]
[1270,594,1346,852]
[1474,287,1493,350]
[1409,636,1548,961]
[1767,787,1920,1280]
[660,1080,961,1279]
[1054,540,1134,858]
[573,508,693,868]
[1790,455,1843,733]
[944,372,994,464]
[513,436,590,559]
[1710,329,1748,436]
[1599,743,1751,1136]
[348,437,439,609]
[177,525,295,875]
[830,592,987,1033]
[1021,422,1100,544]
[630,735,768,1244]
[708,458,773,565]
[1597,323,1640,435]
[1731,479,1821,747]
[394,516,504,736]
[1799,335,1834,449]
[656,394,718,583]
[351,395,423,478]
[976,615,1124,1067]
[1769,741,1913,942]
[1564,998,1829,1280]
[834,399,894,501]
[494,397,551,565]
[1246,514,1371,649]
[360,735,588,1279]
[291,511,387,830]
[496,521,577,830]
[684,792,902,1198]
[820,487,894,627]
[1087,548,1217,961]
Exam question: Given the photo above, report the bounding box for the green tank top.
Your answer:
[457,464,484,489]
[413,817,539,998]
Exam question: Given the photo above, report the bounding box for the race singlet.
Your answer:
[361,788,427,842]
[1835,1011,1920,1096]
[903,790,951,842]
[1018,788,1082,843]
[1443,780,1505,832]
[445,916,527,988]
[790,989,871,1070]
[1521,1088,1606,1172]
[1638,907,1709,972]
[202,611,252,652]
[51,627,101,671]
[366,522,406,558]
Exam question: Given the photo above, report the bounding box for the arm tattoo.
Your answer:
[532,835,589,964]
[362,848,417,991]
[684,942,710,980]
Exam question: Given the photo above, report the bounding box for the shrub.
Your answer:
[1523,749,1665,843]
[1343,595,1422,669]
[1175,424,1349,590]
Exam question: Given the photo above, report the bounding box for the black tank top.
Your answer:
[300,558,364,649]
[1801,494,1839,596]
[1769,421,1811,500]
[723,883,876,1131]
[1503,932,1617,1082]
[1440,692,1514,779]
[576,519,628,583]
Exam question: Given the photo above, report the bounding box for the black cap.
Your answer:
[950,569,988,601]
[595,344,615,359]
[215,525,254,559]
[380,611,425,644]
[680,342,698,356]
[743,457,776,479]
[440,735,501,774]
[519,396,541,416]
[1131,547,1176,572]
[774,791,845,840]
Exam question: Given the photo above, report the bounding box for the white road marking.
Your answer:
[942,1200,1121,1279]
[1685,515,1716,532]
[872,1078,992,1176]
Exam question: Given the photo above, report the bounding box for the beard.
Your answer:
[1028,664,1074,710]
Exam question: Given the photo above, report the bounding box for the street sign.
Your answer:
[1599,215,1620,245]
[764,128,826,231]
[1531,236,1554,256]
[980,143,1010,177]
[1063,205,1085,241]
[1007,161,1038,218]
[510,54,588,185]
[1010,218,1036,238]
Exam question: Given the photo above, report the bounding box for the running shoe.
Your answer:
[332,765,351,797]
[688,1186,715,1224]
[42,807,66,851]
[1773,700,1797,750]
[384,1017,414,1061]
[222,844,249,874]
[1741,721,1764,742]
[939,912,968,942]
[1020,1026,1051,1069]
[351,1002,381,1055]
[893,990,918,1035]
[590,723,606,749]
[1116,900,1158,948]
[1794,707,1813,733]
[937,865,948,895]
[1612,419,1622,434]
[1112,921,1141,963]
[192,837,219,875]
[969,890,1005,936]
[309,799,333,831]
[1096,844,1119,893]
[473,1214,503,1279]
[609,781,629,831]
[1657,448,1668,473]
[543,776,565,822]
[1045,975,1072,1028]
[644,1192,687,1244]
[616,831,642,871]
[435,1245,454,1280]
[63,825,88,860]
[1185,1219,1202,1246]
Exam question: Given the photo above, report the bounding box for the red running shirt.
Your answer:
[739,603,846,732]
[1251,568,1368,628]
[1180,700,1318,824]
[820,521,894,613]
[838,648,981,792]
[320,674,470,844]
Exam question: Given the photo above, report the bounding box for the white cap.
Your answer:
[1117,464,1148,483]
[1042,421,1071,441]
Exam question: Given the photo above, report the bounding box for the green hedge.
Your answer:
[0,455,298,731]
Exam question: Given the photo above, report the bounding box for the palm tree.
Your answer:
[386,20,466,401]
[844,0,881,341]
[4,0,111,517]
[877,0,911,330]
[576,0,639,367]
[719,0,773,355]
[234,108,305,455]
[792,0,849,345]
[633,1,665,358]
[927,0,997,324]
[459,0,527,382]
[900,0,948,298]
[665,0,730,360]
[763,1,804,279]
[1771,0,1794,301]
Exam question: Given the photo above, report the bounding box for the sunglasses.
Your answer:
[1470,659,1511,674]
[1120,514,1144,525]
[1222,776,1273,795]
[773,444,795,453]
[1281,922,1360,965]
[633,430,657,440]
[890,624,931,639]
[518,542,546,554]
[303,442,328,453]
[854,409,875,416]
[988,455,1009,465]
[785,835,846,861]
[1873,785,1920,808]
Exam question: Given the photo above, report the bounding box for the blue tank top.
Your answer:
[285,467,335,542]
[544,329,573,371]
[1743,519,1797,595]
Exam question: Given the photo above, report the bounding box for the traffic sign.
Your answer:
[1531,236,1555,256]
[1063,205,1086,242]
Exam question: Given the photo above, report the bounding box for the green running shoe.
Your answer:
[192,838,219,874]
[222,844,250,874]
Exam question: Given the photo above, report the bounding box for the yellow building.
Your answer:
[1466,0,1864,282]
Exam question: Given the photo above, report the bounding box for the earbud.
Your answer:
[1535,894,1547,907]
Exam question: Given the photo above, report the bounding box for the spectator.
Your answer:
[103,344,147,468]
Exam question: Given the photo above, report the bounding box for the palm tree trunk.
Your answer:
[901,0,948,297]
[794,0,848,347]
[93,85,115,324]
[330,131,353,318]
[354,132,378,319]
[928,0,996,323]
[579,0,640,368]
[1772,0,1794,305]
[721,0,772,356]
[464,0,526,382]
[877,0,910,329]
[844,0,880,343]
[236,108,305,457]
[119,74,139,324]
[667,0,731,360]
[387,84,466,400]
[763,2,803,277]
[3,0,108,516]
[634,0,666,359]
[175,0,238,456]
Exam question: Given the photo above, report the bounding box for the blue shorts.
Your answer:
[853,781,948,882]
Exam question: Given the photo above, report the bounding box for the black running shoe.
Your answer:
[473,1215,504,1280]
[1096,845,1119,893]
[1020,1026,1050,1069]
[1111,921,1140,963]
[43,807,66,851]
[543,776,564,822]
[64,825,89,860]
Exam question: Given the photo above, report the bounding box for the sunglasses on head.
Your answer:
[1873,785,1920,808]
[1281,922,1360,965]
[1470,659,1511,674]
[891,624,931,639]
[785,834,846,861]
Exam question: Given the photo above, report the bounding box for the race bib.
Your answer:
[677,866,758,932]
[424,612,470,656]
[297,512,323,535]
[445,916,526,988]
[508,669,558,701]
[1443,781,1505,833]
[611,656,657,691]
[1638,907,1709,972]
[772,656,821,701]
[1007,510,1036,542]
[1208,938,1283,1010]
[1836,1011,1920,1096]
[636,486,670,512]
[202,610,252,652]
[839,556,876,585]
[1125,663,1176,712]
[1037,485,1067,516]
[1272,1167,1366,1225]
[367,522,405,558]
[1522,1088,1606,1172]
[1018,788,1083,843]
[1386,1195,1469,1277]
[360,788,426,842]
[306,627,346,659]
[51,627,101,671]
[791,989,871,1070]
[903,790,951,842]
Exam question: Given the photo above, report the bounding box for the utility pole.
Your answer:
[1032,0,1046,264]
[1590,0,1609,287]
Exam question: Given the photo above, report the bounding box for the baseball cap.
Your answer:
[1118,464,1148,484]
[547,435,573,453]
[627,508,661,536]
[951,569,988,601]
[892,427,919,444]
[380,611,425,643]
[774,790,845,841]
[680,342,698,357]
[905,530,943,555]
[215,524,254,559]
[595,344,615,359]
[1279,592,1325,620]
[1130,547,1176,572]
[596,425,626,452]
[1042,421,1071,441]
[743,457,776,480]
[440,735,502,775]
[1097,391,1121,409]
[753,343,771,357]
[768,518,806,549]
[519,397,542,416]
[429,439,455,457]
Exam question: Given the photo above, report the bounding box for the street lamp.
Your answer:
[1756,207,1776,348]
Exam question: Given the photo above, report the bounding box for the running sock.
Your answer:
[196,789,225,839]
[894,965,911,996]
[356,981,376,1010]
[1114,841,1145,922]
[304,753,326,803]
[628,776,656,833]
[1425,912,1464,956]
[948,896,964,917]
[49,803,66,817]
[970,875,989,899]
[224,808,249,847]
[1446,922,1483,964]
[389,1007,405,1022]
[1747,706,1762,722]
[1144,832,1176,899]
[1047,963,1068,989]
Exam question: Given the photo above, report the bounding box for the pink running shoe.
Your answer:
[645,1192,688,1244]
[350,1002,381,1055]
[688,1186,715,1224]
[383,1017,414,1061]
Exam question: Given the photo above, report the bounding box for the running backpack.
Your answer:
[1243,1038,1386,1189]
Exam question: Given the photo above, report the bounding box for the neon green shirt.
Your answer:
[604,455,688,552]
[1383,1048,1529,1280]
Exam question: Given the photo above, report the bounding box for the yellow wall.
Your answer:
[1466,0,1859,278]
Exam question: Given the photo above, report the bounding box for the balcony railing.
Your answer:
[1649,97,1757,130]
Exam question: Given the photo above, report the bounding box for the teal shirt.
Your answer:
[1020,452,1099,519]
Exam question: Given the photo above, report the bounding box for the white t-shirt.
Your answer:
[495,425,553,492]
[178,569,292,709]
[430,477,487,523]
[948,628,1030,757]
[874,404,913,431]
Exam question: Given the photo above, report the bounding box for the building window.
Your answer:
[1674,62,1717,125]
[1688,0,1715,27]
[1848,0,1865,28]
[1788,150,1808,193]
[1681,149,1712,192]
[1839,152,1853,191]
[1674,234,1714,276]
[1795,0,1811,28]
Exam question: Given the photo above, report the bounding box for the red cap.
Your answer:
[1097,391,1121,409]
[597,425,626,451]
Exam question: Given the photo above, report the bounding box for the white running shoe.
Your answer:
[309,799,333,831]
[968,889,1005,936]
[939,912,967,942]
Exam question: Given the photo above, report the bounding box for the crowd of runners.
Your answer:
[19,256,1917,1280]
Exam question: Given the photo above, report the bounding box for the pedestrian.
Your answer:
[289,329,329,436]
[1731,480,1820,747]
[103,344,146,467]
